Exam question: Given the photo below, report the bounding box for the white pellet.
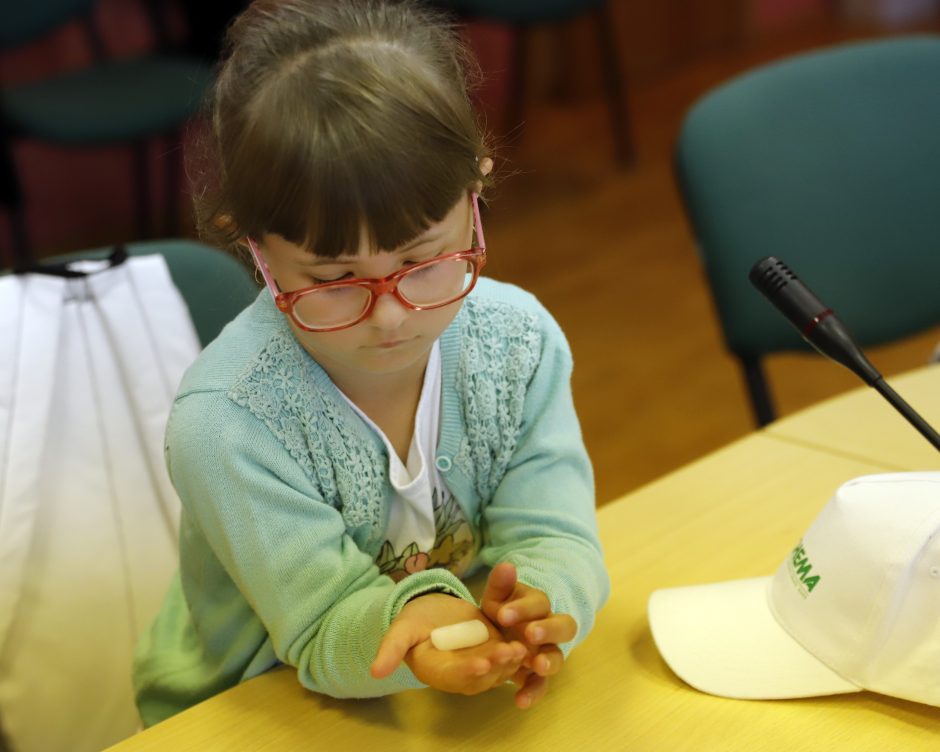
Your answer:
[430,619,489,651]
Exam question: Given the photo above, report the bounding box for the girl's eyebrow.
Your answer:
[301,231,444,265]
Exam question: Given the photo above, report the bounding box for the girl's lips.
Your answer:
[373,338,411,349]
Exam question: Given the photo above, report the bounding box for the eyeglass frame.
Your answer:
[246,192,487,333]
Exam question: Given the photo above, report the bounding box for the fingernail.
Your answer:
[518,694,532,709]
[501,609,517,624]
[530,627,545,642]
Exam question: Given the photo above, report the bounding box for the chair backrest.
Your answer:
[43,239,259,347]
[676,37,940,362]
[431,0,604,24]
[0,0,96,50]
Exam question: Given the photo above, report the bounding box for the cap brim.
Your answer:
[648,576,861,700]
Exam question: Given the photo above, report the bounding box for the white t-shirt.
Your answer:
[339,342,477,581]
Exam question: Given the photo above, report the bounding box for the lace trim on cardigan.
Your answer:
[227,331,387,532]
[453,298,541,500]
[226,298,543,537]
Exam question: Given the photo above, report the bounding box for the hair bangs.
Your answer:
[232,70,480,257]
[309,125,479,258]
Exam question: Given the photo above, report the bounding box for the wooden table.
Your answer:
[107,369,940,751]
[766,364,940,471]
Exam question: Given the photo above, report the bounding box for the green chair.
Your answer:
[432,0,634,165]
[675,36,940,426]
[39,239,259,348]
[0,1,215,269]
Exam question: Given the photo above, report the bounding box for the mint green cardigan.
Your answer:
[133,277,609,726]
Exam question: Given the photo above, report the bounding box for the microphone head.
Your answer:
[749,256,828,333]
[748,255,881,385]
[749,256,795,298]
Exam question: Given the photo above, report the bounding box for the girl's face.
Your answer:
[258,194,475,386]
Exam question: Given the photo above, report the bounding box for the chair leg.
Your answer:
[165,130,182,237]
[592,2,636,167]
[0,138,32,269]
[740,356,776,427]
[8,208,31,271]
[133,140,152,239]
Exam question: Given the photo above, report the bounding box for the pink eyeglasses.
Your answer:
[247,193,487,332]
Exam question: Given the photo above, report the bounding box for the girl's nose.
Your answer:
[368,290,410,331]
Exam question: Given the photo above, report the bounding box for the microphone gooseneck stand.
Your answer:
[870,377,940,452]
[749,256,940,454]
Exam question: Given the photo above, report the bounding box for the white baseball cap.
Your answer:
[648,472,940,706]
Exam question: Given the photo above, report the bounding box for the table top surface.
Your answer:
[766,364,940,471]
[108,367,940,751]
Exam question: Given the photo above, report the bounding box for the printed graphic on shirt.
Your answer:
[377,488,479,583]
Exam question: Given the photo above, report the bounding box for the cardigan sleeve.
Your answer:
[477,308,610,652]
[144,391,474,712]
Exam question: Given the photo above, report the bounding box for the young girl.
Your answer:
[133,0,609,725]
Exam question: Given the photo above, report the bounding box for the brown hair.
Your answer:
[191,0,491,261]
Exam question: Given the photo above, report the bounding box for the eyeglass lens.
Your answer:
[292,257,476,329]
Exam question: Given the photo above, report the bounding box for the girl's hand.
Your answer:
[480,562,578,709]
[371,593,527,695]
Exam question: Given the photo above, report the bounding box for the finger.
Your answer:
[480,562,517,620]
[405,640,494,693]
[509,666,530,689]
[528,646,564,677]
[496,589,551,628]
[433,637,526,692]
[525,613,577,646]
[488,641,528,683]
[458,639,524,687]
[371,620,421,679]
[515,672,549,709]
[487,639,528,665]
[441,655,498,695]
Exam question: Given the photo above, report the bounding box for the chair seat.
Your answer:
[0,55,213,143]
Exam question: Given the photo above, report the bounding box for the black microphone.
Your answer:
[749,256,940,453]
